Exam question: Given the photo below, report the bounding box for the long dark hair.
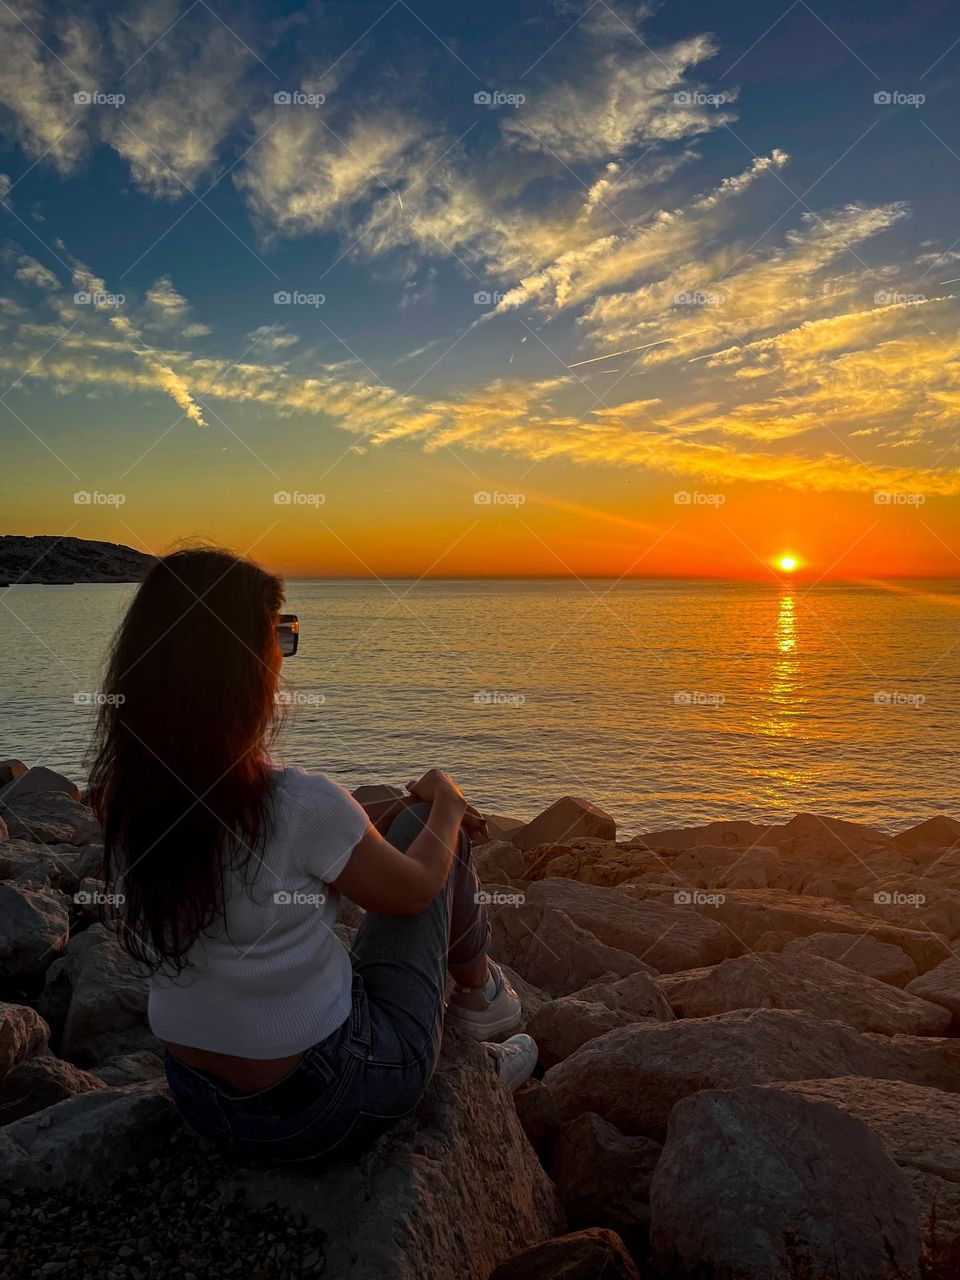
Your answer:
[89,546,285,971]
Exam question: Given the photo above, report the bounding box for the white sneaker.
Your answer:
[446,960,521,1039]
[485,1034,539,1090]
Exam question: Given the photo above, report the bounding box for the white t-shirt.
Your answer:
[148,767,369,1058]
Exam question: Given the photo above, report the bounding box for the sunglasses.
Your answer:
[277,613,300,657]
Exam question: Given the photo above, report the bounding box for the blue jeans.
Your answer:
[163,803,491,1164]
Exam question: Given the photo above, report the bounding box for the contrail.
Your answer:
[567,330,708,368]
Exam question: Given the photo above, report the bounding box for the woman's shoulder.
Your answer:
[270,766,368,830]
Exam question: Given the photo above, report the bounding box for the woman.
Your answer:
[90,546,537,1165]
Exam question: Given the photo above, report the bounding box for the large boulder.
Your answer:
[521,840,663,888]
[649,1084,922,1279]
[0,766,80,803]
[38,923,149,1061]
[489,898,653,997]
[489,1229,641,1280]
[783,931,917,986]
[894,815,960,859]
[905,954,960,1028]
[512,798,615,852]
[0,883,70,977]
[0,1080,177,1193]
[527,971,673,1067]
[773,1076,960,1271]
[474,839,528,884]
[0,1002,49,1080]
[658,951,952,1035]
[481,814,526,845]
[92,1050,166,1086]
[542,1008,960,1140]
[0,759,27,789]
[0,1054,105,1124]
[526,878,732,971]
[216,1035,565,1280]
[550,1111,661,1233]
[620,887,950,973]
[0,791,101,845]
[638,818,775,850]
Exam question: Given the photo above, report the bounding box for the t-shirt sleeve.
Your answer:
[285,769,370,884]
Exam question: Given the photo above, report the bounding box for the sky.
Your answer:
[1,0,960,580]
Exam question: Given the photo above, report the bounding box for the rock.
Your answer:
[527,878,732,971]
[0,766,81,803]
[773,1076,960,1271]
[527,971,674,1067]
[489,1229,641,1280]
[513,1079,560,1157]
[489,897,654,997]
[784,931,918,986]
[92,1050,165,1086]
[905,954,960,1028]
[499,963,551,1033]
[0,1003,49,1080]
[216,1034,565,1280]
[38,923,149,1059]
[894,815,960,856]
[649,1084,922,1279]
[481,814,526,844]
[852,879,960,943]
[0,884,70,977]
[658,951,951,1035]
[638,819,775,850]
[551,1112,661,1232]
[622,887,949,973]
[0,791,101,845]
[0,759,27,789]
[522,839,663,888]
[512,798,616,852]
[752,929,795,952]
[474,839,528,884]
[0,1054,105,1124]
[0,1080,178,1193]
[542,1008,960,1140]
[0,814,6,843]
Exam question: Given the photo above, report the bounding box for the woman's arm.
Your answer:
[331,769,467,916]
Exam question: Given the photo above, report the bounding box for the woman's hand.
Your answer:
[406,768,467,816]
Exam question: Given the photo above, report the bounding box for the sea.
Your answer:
[1,578,957,836]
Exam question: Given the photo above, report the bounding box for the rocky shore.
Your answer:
[0,536,155,586]
[1,761,959,1277]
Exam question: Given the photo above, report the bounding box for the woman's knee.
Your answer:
[385,801,432,851]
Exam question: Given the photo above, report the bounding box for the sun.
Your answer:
[777,554,798,572]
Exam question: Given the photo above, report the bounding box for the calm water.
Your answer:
[1,579,957,835]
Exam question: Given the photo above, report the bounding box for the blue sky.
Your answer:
[2,0,960,577]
